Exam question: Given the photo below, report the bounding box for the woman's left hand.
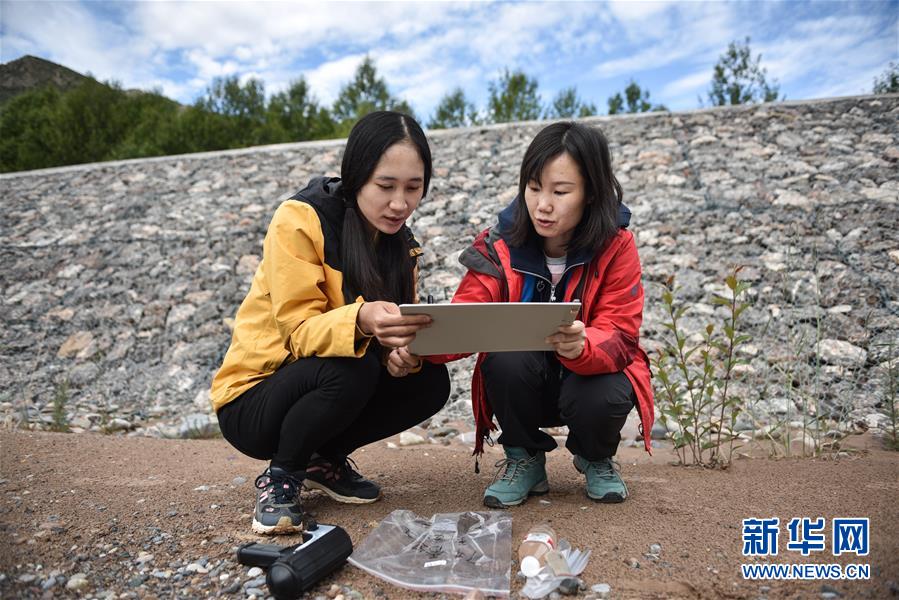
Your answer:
[546,320,586,360]
[387,346,423,378]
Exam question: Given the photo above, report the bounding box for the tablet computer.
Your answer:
[399,302,581,355]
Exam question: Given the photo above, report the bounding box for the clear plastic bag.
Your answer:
[348,510,512,597]
[520,540,591,599]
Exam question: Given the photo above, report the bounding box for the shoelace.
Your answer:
[586,458,620,481]
[255,470,301,504]
[492,456,533,484]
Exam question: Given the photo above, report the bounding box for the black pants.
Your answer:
[217,349,450,473]
[481,351,635,461]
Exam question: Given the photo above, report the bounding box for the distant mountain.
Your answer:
[0,55,92,105]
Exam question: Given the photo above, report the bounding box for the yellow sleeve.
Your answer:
[263,201,371,358]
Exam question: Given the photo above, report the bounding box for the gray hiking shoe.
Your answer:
[251,466,305,535]
[483,446,549,508]
[573,455,628,503]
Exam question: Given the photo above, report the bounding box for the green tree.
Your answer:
[486,69,541,123]
[196,75,268,146]
[607,80,667,114]
[108,90,182,159]
[428,87,480,129]
[707,37,781,106]
[53,78,132,165]
[873,62,899,94]
[0,86,63,171]
[332,56,414,135]
[266,77,335,142]
[545,86,597,119]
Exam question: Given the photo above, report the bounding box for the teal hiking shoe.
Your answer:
[573,455,628,503]
[483,446,549,508]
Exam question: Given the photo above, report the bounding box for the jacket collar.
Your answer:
[496,197,631,277]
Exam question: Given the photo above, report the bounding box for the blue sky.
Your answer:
[1,1,896,120]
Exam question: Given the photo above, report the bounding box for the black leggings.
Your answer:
[482,351,635,460]
[217,349,450,473]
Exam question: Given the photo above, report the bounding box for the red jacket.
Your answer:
[428,201,654,458]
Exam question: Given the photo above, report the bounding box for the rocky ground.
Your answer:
[1,426,897,600]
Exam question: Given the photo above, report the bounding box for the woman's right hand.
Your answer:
[357,301,431,348]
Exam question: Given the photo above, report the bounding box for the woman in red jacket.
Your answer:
[408,121,654,507]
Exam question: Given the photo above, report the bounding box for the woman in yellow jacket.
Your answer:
[210,111,450,534]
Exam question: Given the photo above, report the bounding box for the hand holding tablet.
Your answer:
[399,302,581,355]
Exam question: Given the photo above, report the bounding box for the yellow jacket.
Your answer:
[210,177,420,412]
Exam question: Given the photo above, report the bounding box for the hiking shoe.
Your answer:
[252,466,305,535]
[483,446,549,508]
[573,455,628,503]
[303,455,381,504]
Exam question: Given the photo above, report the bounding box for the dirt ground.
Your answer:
[1,428,897,600]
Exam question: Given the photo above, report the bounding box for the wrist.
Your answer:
[356,305,373,338]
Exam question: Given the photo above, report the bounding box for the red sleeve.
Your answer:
[424,269,501,364]
[559,232,643,375]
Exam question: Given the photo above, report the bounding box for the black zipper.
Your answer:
[513,262,585,303]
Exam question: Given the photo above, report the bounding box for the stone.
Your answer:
[399,431,426,446]
[818,339,867,368]
[65,573,89,591]
[57,331,95,358]
[591,583,611,598]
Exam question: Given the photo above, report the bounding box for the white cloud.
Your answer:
[608,0,673,23]
[1,0,894,118]
[304,53,369,105]
[662,70,710,98]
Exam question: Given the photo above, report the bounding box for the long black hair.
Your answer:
[340,111,432,304]
[508,121,622,257]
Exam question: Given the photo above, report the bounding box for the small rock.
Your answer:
[135,551,154,564]
[386,442,398,449]
[186,562,209,574]
[649,543,661,555]
[626,557,640,568]
[247,567,263,578]
[194,485,211,492]
[18,573,37,584]
[106,418,133,432]
[549,592,562,600]
[232,476,247,486]
[818,339,867,367]
[558,577,582,595]
[243,576,266,589]
[399,431,426,446]
[66,573,89,591]
[591,583,611,599]
[246,587,265,598]
[224,581,241,593]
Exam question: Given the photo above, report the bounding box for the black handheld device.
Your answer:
[237,523,353,599]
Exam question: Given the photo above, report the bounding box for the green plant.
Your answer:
[653,267,752,467]
[50,381,71,433]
